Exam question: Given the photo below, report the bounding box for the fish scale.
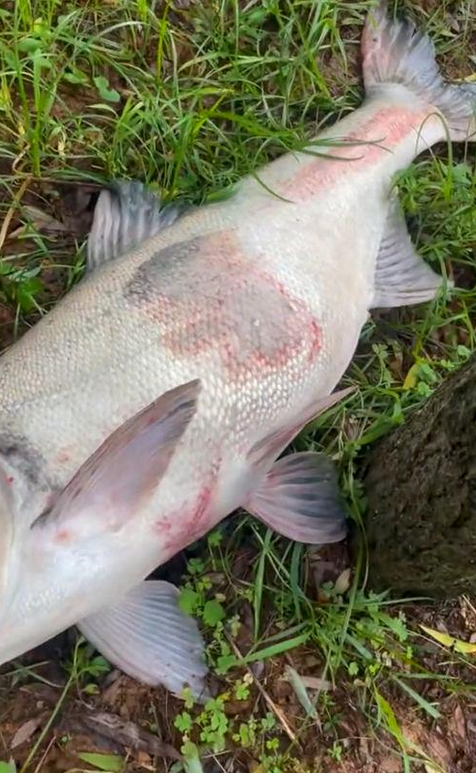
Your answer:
[0,1,474,699]
[0,214,332,487]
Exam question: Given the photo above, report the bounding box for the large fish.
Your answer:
[0,2,474,697]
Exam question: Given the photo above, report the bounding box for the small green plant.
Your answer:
[76,752,124,772]
[0,762,16,773]
[65,641,110,695]
[0,263,43,313]
[175,693,282,766]
[329,741,343,762]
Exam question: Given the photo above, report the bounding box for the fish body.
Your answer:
[0,2,474,695]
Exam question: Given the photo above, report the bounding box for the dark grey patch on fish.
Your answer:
[124,238,202,304]
[0,434,50,491]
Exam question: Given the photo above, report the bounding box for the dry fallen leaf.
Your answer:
[298,675,332,691]
[420,624,476,654]
[10,716,44,749]
[79,712,181,760]
[448,703,466,742]
[7,205,68,241]
[334,567,351,595]
[136,750,154,770]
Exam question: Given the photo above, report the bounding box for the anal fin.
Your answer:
[78,580,209,700]
[246,452,348,545]
[371,195,446,309]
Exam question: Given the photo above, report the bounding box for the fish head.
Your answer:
[0,446,60,623]
[0,453,76,663]
[0,461,21,626]
[0,379,201,668]
[0,515,121,667]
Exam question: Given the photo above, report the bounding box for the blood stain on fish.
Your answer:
[156,473,218,557]
[281,105,430,202]
[55,450,71,465]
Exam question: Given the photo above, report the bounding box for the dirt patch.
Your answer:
[1,542,476,773]
[0,175,100,348]
[2,615,476,772]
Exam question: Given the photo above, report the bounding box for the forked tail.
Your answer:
[362,1,476,142]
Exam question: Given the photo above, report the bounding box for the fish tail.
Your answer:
[362,1,476,143]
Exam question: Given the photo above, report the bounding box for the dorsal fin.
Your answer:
[87,181,182,271]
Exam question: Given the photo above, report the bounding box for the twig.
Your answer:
[32,734,56,773]
[0,176,32,253]
[18,674,71,773]
[80,711,181,761]
[224,634,300,748]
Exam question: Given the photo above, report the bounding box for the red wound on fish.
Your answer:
[307,319,323,363]
[55,529,71,543]
[55,450,71,465]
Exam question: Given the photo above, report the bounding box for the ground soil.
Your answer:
[1,538,476,772]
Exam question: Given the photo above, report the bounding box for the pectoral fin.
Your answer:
[33,380,201,540]
[78,580,209,700]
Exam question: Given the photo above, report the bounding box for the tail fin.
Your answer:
[362,1,476,142]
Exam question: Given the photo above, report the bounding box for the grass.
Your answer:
[1,0,476,771]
